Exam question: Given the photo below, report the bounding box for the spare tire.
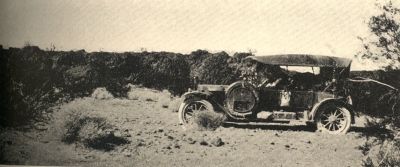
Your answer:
[225,81,259,118]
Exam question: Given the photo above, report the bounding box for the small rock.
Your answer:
[307,141,312,144]
[165,146,172,150]
[85,155,94,159]
[270,142,275,145]
[187,138,196,144]
[285,145,290,148]
[158,128,164,133]
[167,136,174,140]
[211,137,224,147]
[136,138,145,147]
[200,140,208,146]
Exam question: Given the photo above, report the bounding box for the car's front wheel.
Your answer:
[178,99,214,130]
[316,104,351,134]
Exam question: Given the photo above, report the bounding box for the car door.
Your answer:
[290,90,314,109]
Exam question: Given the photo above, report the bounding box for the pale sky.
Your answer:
[0,0,386,70]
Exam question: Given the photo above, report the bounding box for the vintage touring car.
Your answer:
[178,54,355,134]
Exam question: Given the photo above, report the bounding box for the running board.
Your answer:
[224,121,290,126]
[224,119,310,126]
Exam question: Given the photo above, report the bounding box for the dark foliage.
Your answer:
[357,1,400,70]
[0,45,399,130]
[0,46,236,127]
[197,51,239,84]
[348,70,400,120]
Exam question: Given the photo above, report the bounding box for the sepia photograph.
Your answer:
[0,0,399,166]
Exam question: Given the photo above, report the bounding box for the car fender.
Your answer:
[310,98,355,123]
[182,91,213,102]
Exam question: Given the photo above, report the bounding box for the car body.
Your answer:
[178,54,355,134]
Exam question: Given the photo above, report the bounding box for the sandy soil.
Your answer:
[0,87,377,167]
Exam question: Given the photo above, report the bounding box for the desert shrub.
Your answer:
[62,111,129,151]
[197,52,240,84]
[348,70,400,118]
[140,52,191,95]
[0,47,192,127]
[62,112,110,144]
[232,52,252,63]
[87,52,129,97]
[359,89,400,167]
[0,46,57,127]
[91,87,114,100]
[193,110,226,131]
[185,50,212,78]
[362,139,400,167]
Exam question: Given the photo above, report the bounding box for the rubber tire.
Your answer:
[178,99,214,130]
[316,105,351,134]
[225,81,259,117]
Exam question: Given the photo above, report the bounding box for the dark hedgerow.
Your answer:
[0,45,399,130]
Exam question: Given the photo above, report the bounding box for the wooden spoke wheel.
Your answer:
[178,100,214,130]
[316,105,351,134]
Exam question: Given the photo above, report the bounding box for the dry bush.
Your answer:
[361,90,400,167]
[192,110,226,131]
[62,112,129,151]
[55,104,129,151]
[91,87,114,100]
[62,112,109,143]
[363,139,400,167]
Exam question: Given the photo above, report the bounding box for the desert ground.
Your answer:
[0,86,386,167]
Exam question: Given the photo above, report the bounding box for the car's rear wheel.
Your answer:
[316,104,351,134]
[178,99,214,130]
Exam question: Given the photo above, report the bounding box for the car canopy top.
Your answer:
[245,54,352,68]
